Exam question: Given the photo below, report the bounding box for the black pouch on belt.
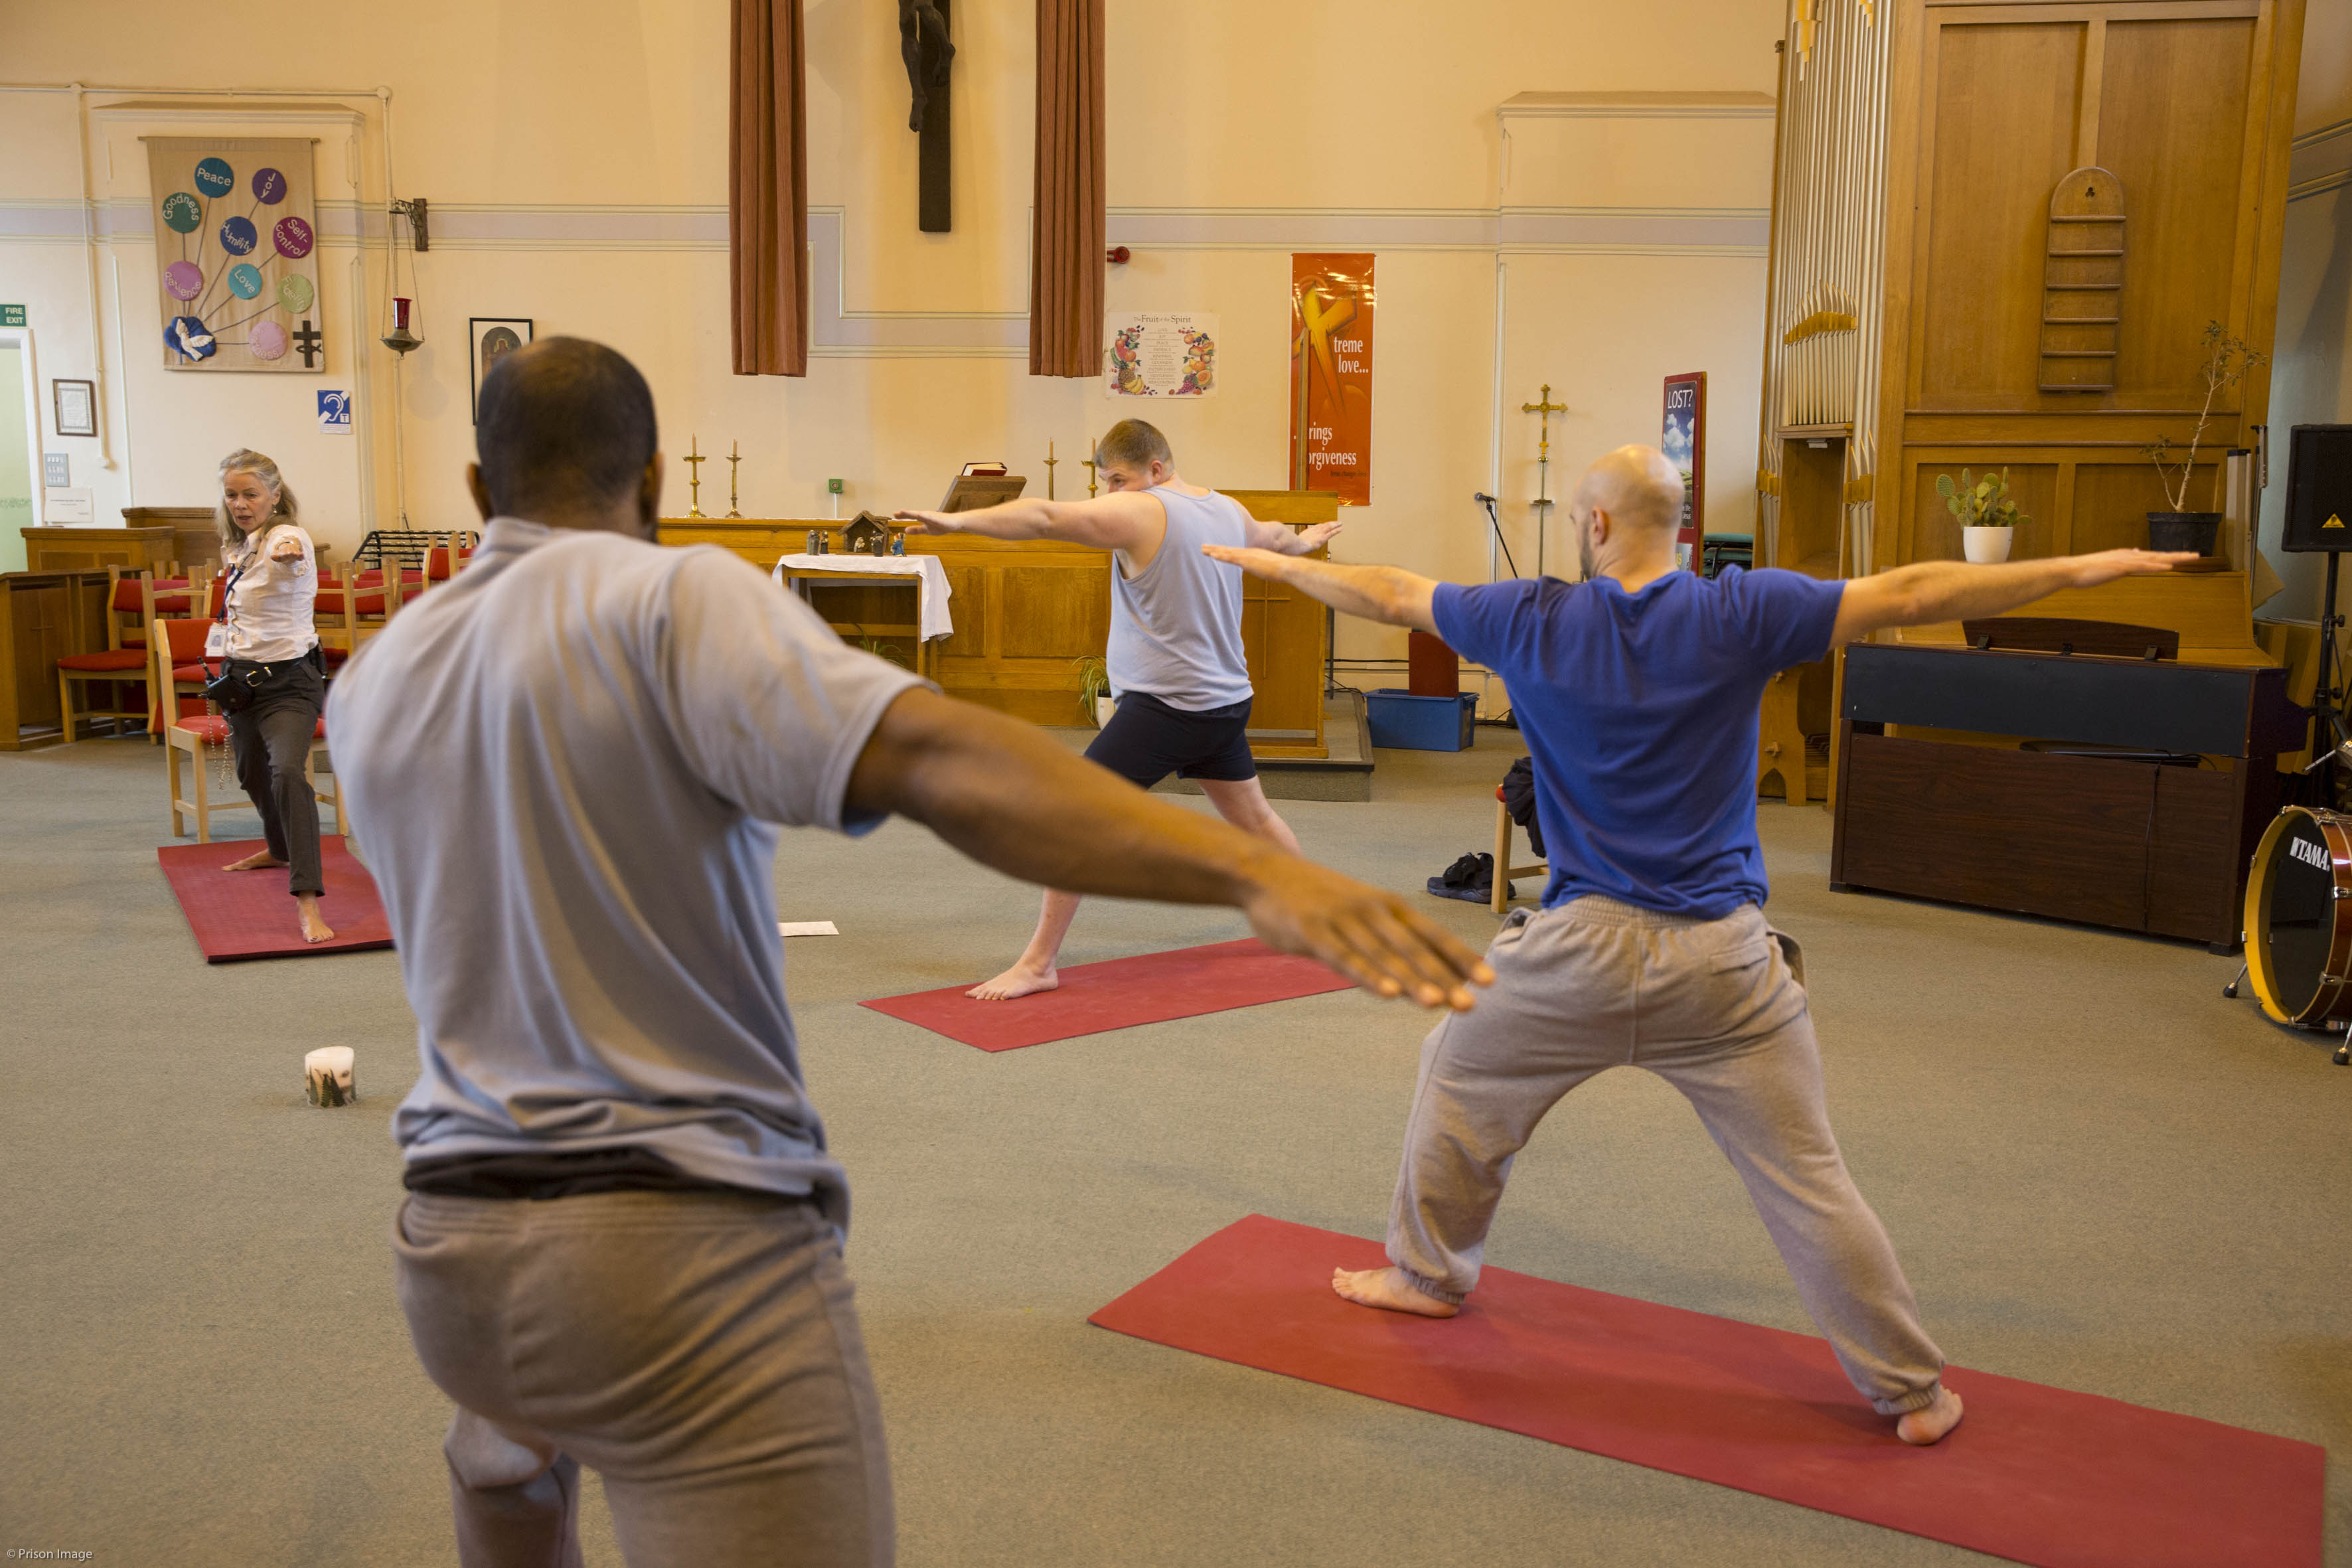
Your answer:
[204,647,321,715]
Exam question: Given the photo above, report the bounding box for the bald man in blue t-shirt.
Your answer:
[1208,445,2189,1447]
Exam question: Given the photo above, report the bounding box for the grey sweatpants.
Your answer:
[394,1190,894,1567]
[1387,895,1945,1416]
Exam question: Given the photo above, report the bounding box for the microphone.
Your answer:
[1472,492,1496,505]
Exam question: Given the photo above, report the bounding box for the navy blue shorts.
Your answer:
[1085,690,1257,788]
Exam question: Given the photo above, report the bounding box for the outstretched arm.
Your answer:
[1202,544,1439,634]
[897,491,1162,554]
[1830,549,2195,645]
[845,686,1491,1009]
[1242,515,1346,557]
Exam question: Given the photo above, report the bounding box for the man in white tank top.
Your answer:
[900,420,1340,1000]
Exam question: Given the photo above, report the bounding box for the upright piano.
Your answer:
[1830,637,2307,951]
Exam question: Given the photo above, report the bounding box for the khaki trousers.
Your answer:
[1387,896,1945,1416]
[393,1189,894,1567]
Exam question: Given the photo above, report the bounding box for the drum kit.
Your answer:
[2226,428,2352,1059]
[2229,805,2352,1061]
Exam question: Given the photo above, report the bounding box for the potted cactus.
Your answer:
[1935,467,2032,563]
[2141,321,2266,557]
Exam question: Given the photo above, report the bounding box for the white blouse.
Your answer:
[215,522,319,663]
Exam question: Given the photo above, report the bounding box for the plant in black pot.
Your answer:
[2140,321,2266,557]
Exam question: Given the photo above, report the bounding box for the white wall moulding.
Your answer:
[1496,92,1779,119]
[2287,118,2351,201]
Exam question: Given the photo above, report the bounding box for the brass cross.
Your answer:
[1521,384,1568,509]
[726,441,742,518]
[684,437,706,518]
[1044,439,1058,501]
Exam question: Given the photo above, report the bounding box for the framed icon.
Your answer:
[469,318,535,423]
[53,378,97,437]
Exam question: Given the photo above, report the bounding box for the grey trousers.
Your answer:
[224,661,324,897]
[394,1190,894,1568]
[1387,896,1946,1416]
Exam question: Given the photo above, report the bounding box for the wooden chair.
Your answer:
[164,708,345,844]
[1492,787,1547,915]
[313,562,420,655]
[56,568,191,742]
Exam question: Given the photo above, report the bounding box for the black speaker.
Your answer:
[2282,425,2352,552]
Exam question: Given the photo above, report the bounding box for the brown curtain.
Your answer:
[731,0,809,376]
[1029,0,1105,377]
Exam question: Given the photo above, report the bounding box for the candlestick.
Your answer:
[726,441,742,518]
[1044,440,1058,501]
[684,437,705,518]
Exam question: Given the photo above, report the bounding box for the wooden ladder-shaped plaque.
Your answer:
[2039,167,2125,392]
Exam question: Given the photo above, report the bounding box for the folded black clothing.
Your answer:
[1501,756,1546,860]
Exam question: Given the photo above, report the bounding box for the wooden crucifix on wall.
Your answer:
[898,0,953,232]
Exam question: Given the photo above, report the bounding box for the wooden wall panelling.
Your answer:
[2096,14,2258,401]
[2039,167,2127,392]
[659,496,1333,744]
[1903,452,2063,560]
[2070,456,2226,552]
[1913,18,2090,409]
[1875,0,2304,586]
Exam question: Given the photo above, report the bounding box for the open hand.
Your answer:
[2063,548,2199,587]
[894,509,958,534]
[1240,857,1492,1010]
[270,536,305,564]
[1298,520,1346,553]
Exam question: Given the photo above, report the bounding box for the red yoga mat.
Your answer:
[860,938,1356,1052]
[157,840,394,962]
[1090,1215,2322,1568]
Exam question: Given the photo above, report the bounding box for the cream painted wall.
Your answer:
[1,0,1778,686]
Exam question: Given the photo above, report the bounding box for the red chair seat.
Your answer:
[58,649,151,672]
[172,663,206,682]
[321,645,349,667]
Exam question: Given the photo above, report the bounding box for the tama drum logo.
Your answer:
[2292,836,2331,872]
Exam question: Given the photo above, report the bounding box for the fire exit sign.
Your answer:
[0,305,25,327]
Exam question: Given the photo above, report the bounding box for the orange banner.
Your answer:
[1289,254,1374,504]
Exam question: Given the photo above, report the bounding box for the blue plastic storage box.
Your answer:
[1366,689,1478,751]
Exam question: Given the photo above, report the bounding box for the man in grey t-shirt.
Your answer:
[327,339,1487,1568]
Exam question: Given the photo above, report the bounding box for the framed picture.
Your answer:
[469,319,534,423]
[1662,371,1706,572]
[52,379,97,437]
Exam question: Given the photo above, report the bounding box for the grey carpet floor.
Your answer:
[3,728,2347,1567]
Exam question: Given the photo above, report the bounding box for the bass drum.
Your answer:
[2244,806,2352,1028]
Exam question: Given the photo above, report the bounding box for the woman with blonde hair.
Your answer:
[210,449,333,943]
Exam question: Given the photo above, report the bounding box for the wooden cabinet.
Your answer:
[121,507,224,574]
[661,491,1336,752]
[1,570,111,749]
[21,526,178,576]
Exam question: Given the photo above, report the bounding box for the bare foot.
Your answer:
[1331,1265,1458,1318]
[1895,1385,1964,1446]
[222,849,287,872]
[967,963,1057,1001]
[297,894,335,945]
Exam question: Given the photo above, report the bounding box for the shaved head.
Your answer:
[1569,445,1686,582]
[1574,445,1685,532]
